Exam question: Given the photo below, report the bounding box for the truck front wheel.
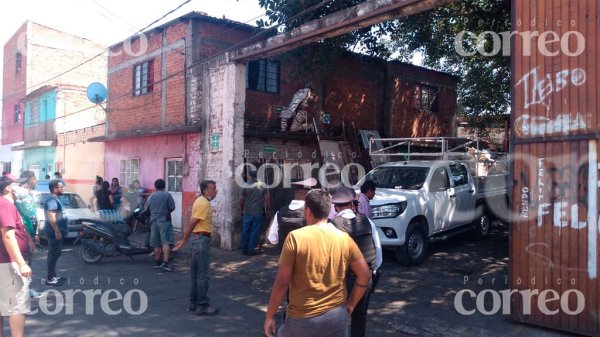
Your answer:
[395,221,428,266]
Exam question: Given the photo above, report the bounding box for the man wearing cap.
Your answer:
[264,189,371,337]
[267,177,317,249]
[239,170,270,256]
[331,186,382,337]
[0,174,33,337]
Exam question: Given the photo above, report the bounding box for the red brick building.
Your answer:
[100,11,458,244]
[96,12,255,230]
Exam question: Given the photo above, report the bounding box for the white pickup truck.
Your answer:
[360,159,508,265]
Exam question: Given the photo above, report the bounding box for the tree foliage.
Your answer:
[257,0,511,124]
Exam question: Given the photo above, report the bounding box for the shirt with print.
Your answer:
[279,223,364,319]
[192,196,212,233]
[0,197,29,263]
[13,185,36,237]
[44,195,68,234]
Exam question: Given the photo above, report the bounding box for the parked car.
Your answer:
[34,191,97,241]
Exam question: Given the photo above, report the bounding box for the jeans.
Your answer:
[241,214,264,253]
[346,273,373,337]
[46,230,65,279]
[189,235,211,306]
[278,305,349,337]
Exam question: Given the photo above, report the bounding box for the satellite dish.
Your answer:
[86,82,107,104]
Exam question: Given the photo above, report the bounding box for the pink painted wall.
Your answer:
[104,132,201,228]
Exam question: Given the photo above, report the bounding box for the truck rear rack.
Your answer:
[369,137,508,177]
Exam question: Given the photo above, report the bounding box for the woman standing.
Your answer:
[110,178,123,211]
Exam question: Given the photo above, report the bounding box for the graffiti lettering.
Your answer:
[514,113,589,137]
[516,67,586,109]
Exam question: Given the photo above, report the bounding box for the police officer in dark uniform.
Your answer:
[331,186,382,337]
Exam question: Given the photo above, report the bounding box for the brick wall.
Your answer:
[108,17,255,136]
[57,124,105,146]
[2,21,107,145]
[386,62,458,137]
[107,22,186,134]
[244,53,456,139]
[2,23,28,144]
[197,21,255,59]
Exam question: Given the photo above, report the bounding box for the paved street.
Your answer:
[19,228,575,337]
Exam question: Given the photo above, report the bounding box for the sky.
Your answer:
[0,0,266,109]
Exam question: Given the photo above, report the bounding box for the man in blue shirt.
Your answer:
[44,180,68,286]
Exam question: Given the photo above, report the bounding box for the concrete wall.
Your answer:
[56,125,105,203]
[196,55,245,250]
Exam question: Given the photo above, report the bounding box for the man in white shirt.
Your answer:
[267,178,317,247]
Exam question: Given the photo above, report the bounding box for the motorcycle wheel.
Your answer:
[79,244,104,264]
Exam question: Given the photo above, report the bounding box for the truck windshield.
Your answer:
[364,166,429,190]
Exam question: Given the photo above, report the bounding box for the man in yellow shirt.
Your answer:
[173,180,219,316]
[264,189,371,337]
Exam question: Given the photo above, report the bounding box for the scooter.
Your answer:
[75,208,151,264]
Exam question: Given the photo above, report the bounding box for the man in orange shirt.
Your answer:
[264,189,371,337]
[173,180,219,316]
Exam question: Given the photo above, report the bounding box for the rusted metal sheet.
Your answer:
[511,0,599,335]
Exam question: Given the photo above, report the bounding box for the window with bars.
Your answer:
[16,51,21,73]
[247,59,280,94]
[119,159,139,187]
[414,85,438,112]
[133,60,154,96]
[166,159,183,192]
[14,104,21,124]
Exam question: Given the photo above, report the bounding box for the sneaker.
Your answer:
[188,303,197,312]
[159,262,174,272]
[45,277,63,286]
[29,289,42,299]
[194,305,219,316]
[153,260,162,269]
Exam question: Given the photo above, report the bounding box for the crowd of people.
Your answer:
[0,166,381,337]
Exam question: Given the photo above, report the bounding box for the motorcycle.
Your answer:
[75,208,151,264]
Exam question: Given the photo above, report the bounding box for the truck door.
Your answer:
[428,166,454,232]
[449,163,476,226]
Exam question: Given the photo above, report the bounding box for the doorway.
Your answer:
[166,158,183,230]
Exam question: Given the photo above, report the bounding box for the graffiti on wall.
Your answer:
[514,113,590,137]
[516,67,587,110]
[515,141,599,279]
